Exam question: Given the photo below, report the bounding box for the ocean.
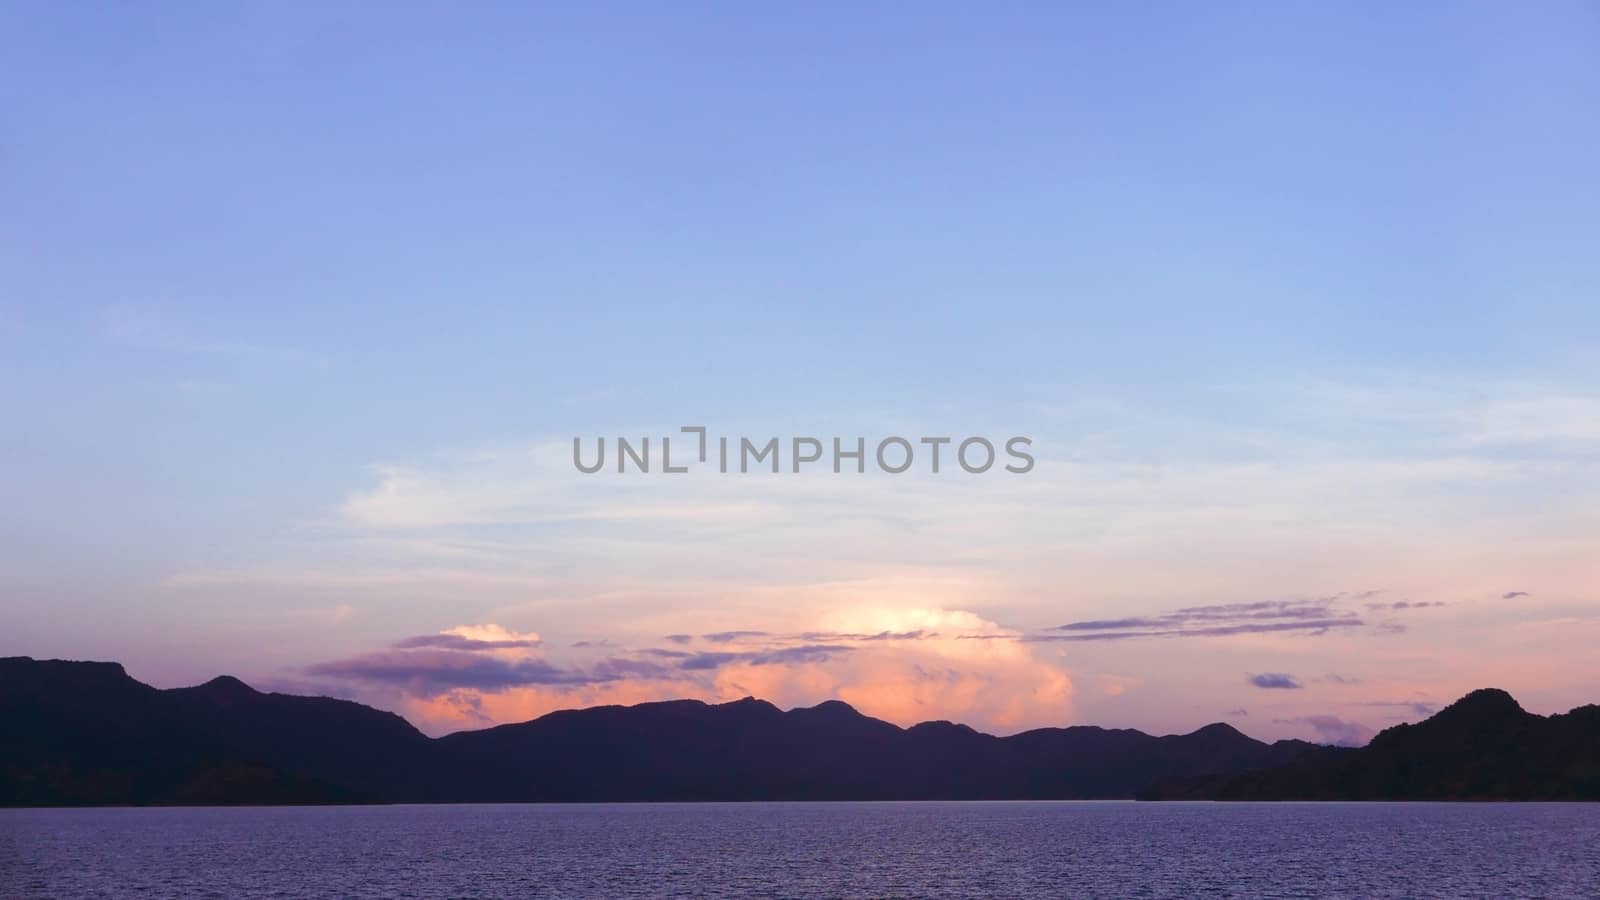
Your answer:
[4,801,1597,898]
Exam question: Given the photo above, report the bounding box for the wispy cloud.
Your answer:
[1031,598,1364,642]
[307,650,672,692]
[1362,700,1439,718]
[672,645,855,671]
[1248,673,1303,690]
[310,625,859,692]
[702,630,770,644]
[393,633,542,651]
[698,629,936,645]
[1365,600,1446,611]
[1275,714,1373,747]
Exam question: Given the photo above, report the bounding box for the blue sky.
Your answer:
[3,3,1598,739]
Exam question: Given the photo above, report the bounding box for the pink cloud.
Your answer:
[309,610,1076,736]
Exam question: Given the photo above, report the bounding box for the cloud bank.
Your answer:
[306,609,1075,736]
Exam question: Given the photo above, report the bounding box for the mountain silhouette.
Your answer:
[1140,688,1600,800]
[1,656,1315,805]
[6,657,1594,805]
[0,659,385,805]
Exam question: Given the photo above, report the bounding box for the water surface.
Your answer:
[5,801,1597,898]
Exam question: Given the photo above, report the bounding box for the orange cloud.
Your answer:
[349,609,1075,736]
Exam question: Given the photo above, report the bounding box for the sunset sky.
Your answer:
[4,3,1598,743]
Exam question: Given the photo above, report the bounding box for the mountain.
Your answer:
[1139,689,1600,800]
[12,657,1595,805]
[430,697,1316,802]
[0,659,374,805]
[1,656,1316,805]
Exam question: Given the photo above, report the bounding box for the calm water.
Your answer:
[3,802,1597,899]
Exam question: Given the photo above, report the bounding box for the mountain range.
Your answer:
[3,657,1595,805]
[1140,688,1600,800]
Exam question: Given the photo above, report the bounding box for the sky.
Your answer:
[3,2,1598,744]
